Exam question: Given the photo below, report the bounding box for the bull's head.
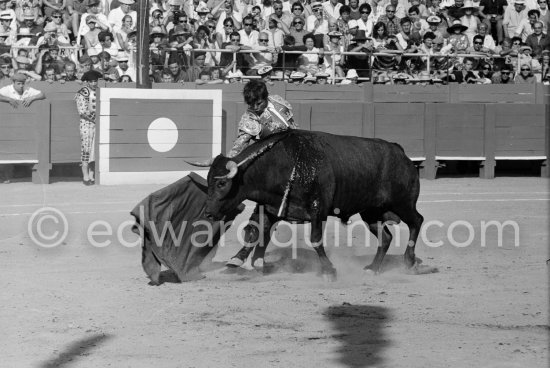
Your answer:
[205,156,243,221]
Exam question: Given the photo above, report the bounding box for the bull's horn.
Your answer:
[185,158,213,167]
[214,160,238,179]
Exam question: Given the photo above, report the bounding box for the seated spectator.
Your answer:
[82,15,102,54]
[47,10,71,45]
[373,25,404,71]
[407,6,429,34]
[425,15,445,39]
[68,0,89,40]
[0,72,45,108]
[238,15,259,47]
[225,69,243,83]
[466,35,494,66]
[378,4,402,36]
[315,71,329,83]
[0,11,16,45]
[186,50,209,81]
[525,21,550,59]
[98,30,118,57]
[17,6,43,29]
[306,2,329,36]
[515,9,540,42]
[266,17,285,47]
[0,0,16,30]
[13,55,41,80]
[77,54,93,78]
[340,68,359,84]
[58,60,79,82]
[446,0,466,21]
[396,16,421,50]
[275,34,306,75]
[43,0,67,19]
[88,48,101,69]
[219,31,252,73]
[476,22,496,51]
[447,19,469,52]
[289,70,306,84]
[298,32,322,75]
[348,0,361,20]
[248,31,277,75]
[346,29,373,78]
[98,51,117,81]
[36,21,59,47]
[148,9,167,34]
[476,61,493,82]
[118,74,132,82]
[518,44,540,70]
[514,62,536,82]
[290,16,308,46]
[114,14,135,52]
[0,56,13,82]
[357,3,373,37]
[111,52,136,81]
[479,0,506,44]
[257,65,273,82]
[0,29,11,55]
[460,0,480,43]
[108,0,137,31]
[336,5,352,40]
[541,51,550,82]
[290,2,307,23]
[450,57,478,82]
[323,30,345,78]
[43,65,57,82]
[269,1,292,32]
[77,0,110,43]
[157,68,174,83]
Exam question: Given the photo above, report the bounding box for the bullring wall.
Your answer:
[0,82,548,183]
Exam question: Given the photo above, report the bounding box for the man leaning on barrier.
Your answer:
[0,72,45,108]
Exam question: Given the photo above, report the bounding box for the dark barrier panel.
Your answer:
[285,83,365,102]
[50,100,81,163]
[0,101,50,183]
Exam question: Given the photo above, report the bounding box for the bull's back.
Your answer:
[285,130,419,213]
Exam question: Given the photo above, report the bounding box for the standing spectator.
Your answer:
[348,0,361,20]
[503,0,528,38]
[525,20,550,56]
[491,63,515,82]
[82,15,102,54]
[538,0,549,32]
[270,0,292,31]
[515,8,540,40]
[114,13,134,51]
[98,30,118,56]
[67,0,88,39]
[323,0,342,24]
[514,61,537,80]
[369,0,388,23]
[479,0,507,44]
[323,30,345,78]
[77,0,110,43]
[0,0,16,31]
[0,72,45,108]
[48,10,71,45]
[447,0,466,21]
[0,57,13,82]
[107,0,136,30]
[540,51,550,81]
[74,69,101,185]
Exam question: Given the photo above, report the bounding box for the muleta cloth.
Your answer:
[130,173,243,284]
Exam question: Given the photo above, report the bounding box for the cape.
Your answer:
[130,172,243,284]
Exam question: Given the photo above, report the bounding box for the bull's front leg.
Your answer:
[311,217,337,282]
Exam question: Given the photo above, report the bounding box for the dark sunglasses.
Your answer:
[207,25,215,28]
[52,15,61,18]
[501,71,511,75]
[274,7,282,10]
[521,68,531,71]
[482,66,490,70]
[294,21,303,25]
[259,38,268,42]
[361,11,370,14]
[224,24,233,27]
[474,41,482,45]
[293,7,302,10]
[244,22,253,26]
[386,10,395,12]
[231,38,240,42]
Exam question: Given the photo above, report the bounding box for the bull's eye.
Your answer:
[216,180,227,189]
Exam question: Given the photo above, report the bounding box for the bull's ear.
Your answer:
[185,158,213,167]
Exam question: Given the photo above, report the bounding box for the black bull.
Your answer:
[206,130,423,279]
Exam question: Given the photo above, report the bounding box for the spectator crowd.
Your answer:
[0,0,549,85]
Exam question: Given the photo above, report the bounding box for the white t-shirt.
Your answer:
[0,84,41,101]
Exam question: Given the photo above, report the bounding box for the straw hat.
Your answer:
[22,9,35,20]
[346,69,358,79]
[427,15,441,24]
[348,19,358,28]
[118,0,135,4]
[315,72,329,79]
[0,11,13,21]
[462,0,478,9]
[86,15,98,24]
[115,52,130,62]
[290,71,306,80]
[226,70,243,79]
[15,56,31,64]
[17,28,33,37]
[196,4,210,13]
[447,20,468,33]
[150,26,166,39]
[327,31,343,38]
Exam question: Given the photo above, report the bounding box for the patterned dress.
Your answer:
[228,95,297,157]
[75,86,96,163]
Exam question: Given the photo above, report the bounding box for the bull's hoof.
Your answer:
[321,267,337,282]
[252,258,264,269]
[363,264,380,275]
[226,257,245,268]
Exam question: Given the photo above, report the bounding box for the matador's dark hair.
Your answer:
[243,79,268,106]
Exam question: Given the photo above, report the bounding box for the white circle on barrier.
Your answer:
[147,117,179,153]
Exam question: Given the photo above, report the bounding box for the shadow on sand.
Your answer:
[325,304,390,368]
[39,333,112,368]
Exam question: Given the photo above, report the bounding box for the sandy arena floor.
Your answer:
[0,177,548,368]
